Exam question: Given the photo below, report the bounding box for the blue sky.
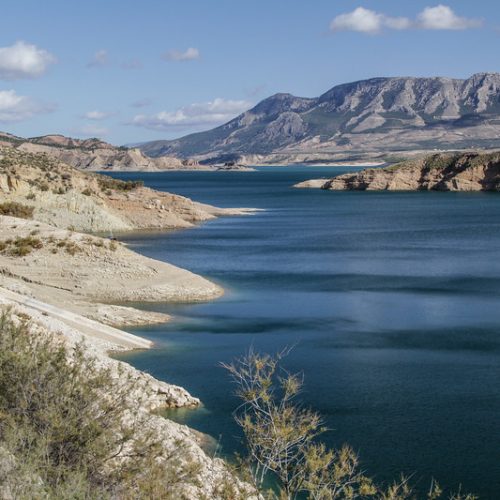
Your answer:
[0,0,498,145]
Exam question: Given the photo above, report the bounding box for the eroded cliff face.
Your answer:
[0,147,250,232]
[301,152,500,192]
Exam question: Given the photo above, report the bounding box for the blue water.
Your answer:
[112,167,500,498]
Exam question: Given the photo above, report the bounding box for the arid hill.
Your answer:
[0,132,211,171]
[295,152,500,192]
[0,147,251,232]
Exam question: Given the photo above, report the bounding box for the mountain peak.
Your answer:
[139,74,500,161]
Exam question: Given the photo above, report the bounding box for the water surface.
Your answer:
[113,167,500,497]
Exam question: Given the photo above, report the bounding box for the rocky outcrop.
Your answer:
[0,147,253,232]
[294,178,330,189]
[140,73,500,162]
[298,152,500,192]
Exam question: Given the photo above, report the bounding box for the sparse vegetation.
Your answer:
[0,309,208,499]
[0,233,119,258]
[63,240,81,255]
[0,236,43,257]
[224,349,477,500]
[0,202,34,219]
[423,154,461,171]
[97,175,144,193]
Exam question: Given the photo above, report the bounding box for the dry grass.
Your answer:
[0,202,34,219]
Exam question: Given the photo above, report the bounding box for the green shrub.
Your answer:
[0,309,204,498]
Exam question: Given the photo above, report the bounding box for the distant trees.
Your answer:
[223,348,477,500]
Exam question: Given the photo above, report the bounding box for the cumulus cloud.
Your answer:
[330,7,410,34]
[330,5,481,34]
[417,5,482,30]
[130,97,251,131]
[87,49,109,68]
[82,110,113,120]
[0,41,56,80]
[0,89,54,122]
[163,47,200,62]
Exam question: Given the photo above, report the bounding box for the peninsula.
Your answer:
[295,151,500,192]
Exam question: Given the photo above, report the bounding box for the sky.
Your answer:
[0,0,499,145]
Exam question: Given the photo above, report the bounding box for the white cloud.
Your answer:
[417,5,482,30]
[131,97,251,130]
[0,89,54,122]
[87,49,109,68]
[83,110,113,120]
[0,41,56,80]
[163,47,200,62]
[330,5,481,34]
[330,7,410,34]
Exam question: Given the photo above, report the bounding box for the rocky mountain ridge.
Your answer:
[140,73,500,163]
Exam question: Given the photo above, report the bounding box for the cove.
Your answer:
[113,167,500,498]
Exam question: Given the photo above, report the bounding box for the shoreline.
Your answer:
[0,215,230,332]
[249,161,387,167]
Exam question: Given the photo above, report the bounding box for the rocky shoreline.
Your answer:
[295,151,500,192]
[0,147,258,496]
[0,288,256,497]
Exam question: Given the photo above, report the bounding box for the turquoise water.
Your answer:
[113,167,500,498]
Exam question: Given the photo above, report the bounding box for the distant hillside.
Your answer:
[0,132,198,171]
[139,73,500,163]
[295,152,500,192]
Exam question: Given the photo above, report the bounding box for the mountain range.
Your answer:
[139,73,500,164]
